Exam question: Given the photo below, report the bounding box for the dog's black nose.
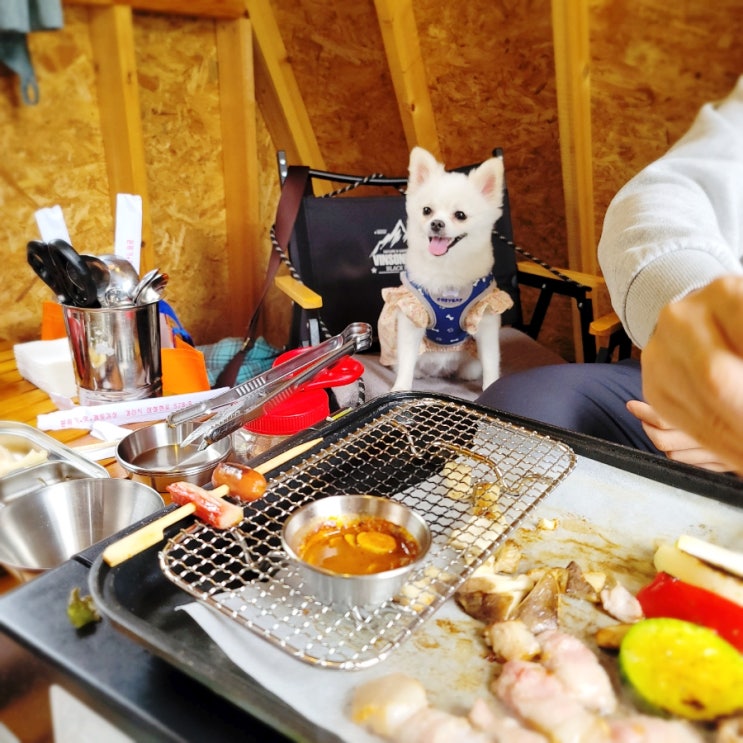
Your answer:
[430,219,445,233]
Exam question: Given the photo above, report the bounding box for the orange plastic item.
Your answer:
[40,301,66,340]
[161,343,211,395]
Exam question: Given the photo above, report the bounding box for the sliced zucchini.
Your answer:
[619,617,743,721]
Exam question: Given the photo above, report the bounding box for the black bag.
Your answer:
[285,179,522,351]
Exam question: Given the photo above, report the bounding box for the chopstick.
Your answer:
[101,437,322,567]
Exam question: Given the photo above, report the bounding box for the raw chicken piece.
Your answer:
[717,717,743,743]
[493,660,610,743]
[350,672,428,737]
[468,697,548,742]
[394,706,491,743]
[608,715,704,742]
[484,619,541,662]
[538,630,617,715]
[599,581,643,623]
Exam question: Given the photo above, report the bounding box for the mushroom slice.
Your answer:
[594,623,633,650]
[491,539,522,574]
[565,560,599,603]
[515,570,560,634]
[455,573,533,624]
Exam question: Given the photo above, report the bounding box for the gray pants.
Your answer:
[476,359,656,453]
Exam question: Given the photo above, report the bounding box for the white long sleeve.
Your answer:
[597,75,743,348]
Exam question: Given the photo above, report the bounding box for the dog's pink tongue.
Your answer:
[428,236,450,256]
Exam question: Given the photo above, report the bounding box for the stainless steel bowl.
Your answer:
[116,421,231,492]
[0,478,164,582]
[281,494,432,610]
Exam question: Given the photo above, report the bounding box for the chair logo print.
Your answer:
[369,217,407,275]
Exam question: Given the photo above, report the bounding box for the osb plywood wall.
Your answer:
[1,0,742,365]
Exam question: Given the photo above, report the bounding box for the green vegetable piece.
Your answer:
[67,587,101,630]
[619,617,743,721]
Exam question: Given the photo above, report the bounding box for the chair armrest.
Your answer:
[515,260,602,361]
[590,310,634,362]
[589,311,622,337]
[274,275,323,310]
[516,260,604,291]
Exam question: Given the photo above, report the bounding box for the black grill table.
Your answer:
[0,393,741,742]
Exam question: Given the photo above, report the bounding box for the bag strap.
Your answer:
[214,166,310,388]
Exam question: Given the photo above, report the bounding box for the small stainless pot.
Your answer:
[0,478,163,582]
[116,421,231,492]
[281,494,431,610]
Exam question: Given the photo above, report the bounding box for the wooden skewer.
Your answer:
[101,437,322,567]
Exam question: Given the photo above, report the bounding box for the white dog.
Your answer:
[378,147,514,391]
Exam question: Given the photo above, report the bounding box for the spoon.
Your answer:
[98,254,139,306]
[134,270,169,305]
[131,268,159,304]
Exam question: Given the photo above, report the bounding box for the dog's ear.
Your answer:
[407,147,443,193]
[469,156,505,208]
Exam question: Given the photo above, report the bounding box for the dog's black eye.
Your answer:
[454,211,467,221]
[422,206,432,216]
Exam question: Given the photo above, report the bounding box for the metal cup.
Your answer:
[62,300,162,405]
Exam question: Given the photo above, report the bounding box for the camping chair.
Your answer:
[272,148,627,403]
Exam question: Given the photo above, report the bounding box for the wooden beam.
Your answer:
[551,0,596,274]
[65,0,247,19]
[373,0,440,158]
[245,0,325,171]
[216,17,260,337]
[88,5,153,270]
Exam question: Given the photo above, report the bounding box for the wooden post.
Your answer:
[245,0,326,172]
[552,0,597,360]
[216,17,260,336]
[373,0,440,157]
[88,4,152,270]
[551,0,596,275]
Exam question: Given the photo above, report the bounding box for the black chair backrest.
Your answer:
[280,149,523,349]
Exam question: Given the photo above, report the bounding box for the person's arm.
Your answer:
[641,276,743,475]
[598,77,743,349]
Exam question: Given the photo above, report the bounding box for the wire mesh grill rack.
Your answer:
[160,397,575,670]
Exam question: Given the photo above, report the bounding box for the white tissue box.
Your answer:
[14,338,77,399]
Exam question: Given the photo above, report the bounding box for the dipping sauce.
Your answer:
[298,516,421,575]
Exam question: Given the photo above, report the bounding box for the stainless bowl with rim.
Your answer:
[116,421,232,492]
[281,494,432,610]
[0,478,164,582]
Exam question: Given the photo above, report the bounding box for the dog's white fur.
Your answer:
[391,147,505,392]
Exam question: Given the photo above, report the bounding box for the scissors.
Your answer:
[27,239,99,307]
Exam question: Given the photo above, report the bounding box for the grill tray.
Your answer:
[159,397,575,670]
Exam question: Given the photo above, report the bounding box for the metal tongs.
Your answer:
[169,322,372,451]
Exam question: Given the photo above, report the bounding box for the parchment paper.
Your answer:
[181,454,743,742]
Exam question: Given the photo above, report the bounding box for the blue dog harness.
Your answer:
[402,272,495,345]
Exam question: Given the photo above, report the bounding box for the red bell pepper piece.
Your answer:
[636,572,743,652]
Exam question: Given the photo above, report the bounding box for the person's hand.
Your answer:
[641,276,743,475]
[626,399,732,471]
